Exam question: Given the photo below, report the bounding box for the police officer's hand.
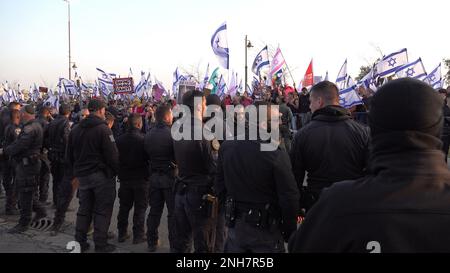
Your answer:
[71,178,79,191]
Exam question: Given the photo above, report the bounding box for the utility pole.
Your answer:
[245,35,253,94]
[65,0,72,80]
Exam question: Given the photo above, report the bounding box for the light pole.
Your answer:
[244,35,253,94]
[64,0,72,80]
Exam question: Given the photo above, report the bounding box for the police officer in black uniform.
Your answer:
[67,99,119,253]
[144,105,176,252]
[4,105,47,234]
[46,104,71,208]
[215,101,299,253]
[36,107,52,205]
[116,113,149,245]
[0,102,21,201]
[290,81,370,213]
[2,109,21,215]
[173,90,216,253]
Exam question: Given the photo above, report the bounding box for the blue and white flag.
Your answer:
[44,93,60,110]
[211,22,229,69]
[199,64,210,90]
[252,46,270,76]
[97,68,115,97]
[336,59,348,89]
[228,71,238,97]
[425,63,443,89]
[395,58,427,80]
[172,68,187,97]
[216,75,227,98]
[60,78,78,96]
[358,67,378,91]
[135,71,148,98]
[324,71,329,82]
[339,85,363,109]
[376,48,409,78]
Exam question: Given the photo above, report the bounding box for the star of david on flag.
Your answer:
[395,58,427,80]
[376,48,409,78]
[252,46,270,76]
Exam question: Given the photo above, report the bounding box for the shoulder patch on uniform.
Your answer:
[109,135,115,143]
[23,125,33,134]
[15,128,22,136]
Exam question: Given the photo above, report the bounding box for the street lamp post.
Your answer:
[244,35,253,94]
[64,0,72,80]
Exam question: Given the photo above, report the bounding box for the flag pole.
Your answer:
[279,48,296,89]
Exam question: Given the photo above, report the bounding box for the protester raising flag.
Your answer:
[425,63,443,89]
[395,58,427,80]
[336,59,348,89]
[211,22,229,69]
[376,48,409,78]
[252,46,270,76]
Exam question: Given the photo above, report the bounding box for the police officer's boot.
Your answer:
[147,240,160,253]
[95,243,116,253]
[32,210,47,222]
[8,224,29,234]
[50,219,64,236]
[133,235,147,245]
[5,206,20,216]
[118,230,130,243]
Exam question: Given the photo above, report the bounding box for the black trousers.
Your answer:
[117,182,148,238]
[173,185,212,253]
[75,172,116,247]
[146,173,175,248]
[16,177,46,226]
[50,159,65,206]
[54,175,75,224]
[2,160,17,211]
[224,218,285,253]
[38,161,50,203]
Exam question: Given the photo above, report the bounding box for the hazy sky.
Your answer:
[0,0,449,89]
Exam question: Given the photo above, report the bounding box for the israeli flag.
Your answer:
[395,58,427,80]
[135,71,148,98]
[228,70,238,97]
[324,71,329,82]
[425,64,443,89]
[339,85,363,109]
[336,59,348,89]
[270,48,286,78]
[358,67,378,91]
[211,22,229,69]
[61,78,78,96]
[376,48,409,78]
[172,68,187,97]
[252,46,270,76]
[216,75,227,98]
[199,64,210,90]
[97,68,115,96]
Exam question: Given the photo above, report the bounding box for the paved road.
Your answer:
[0,181,171,253]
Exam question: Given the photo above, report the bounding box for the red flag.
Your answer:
[302,60,314,87]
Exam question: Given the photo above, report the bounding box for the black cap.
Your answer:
[22,105,35,115]
[88,99,107,112]
[369,78,443,138]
